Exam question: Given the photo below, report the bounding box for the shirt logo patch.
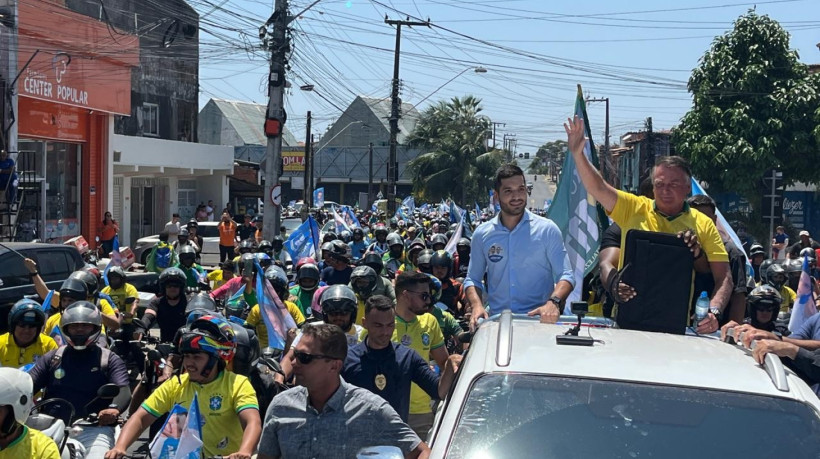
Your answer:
[400,334,412,346]
[488,244,504,263]
[421,332,430,346]
[217,436,228,450]
[209,395,223,411]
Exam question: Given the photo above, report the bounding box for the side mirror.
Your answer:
[97,383,120,399]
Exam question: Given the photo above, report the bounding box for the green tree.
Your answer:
[408,96,505,203]
[528,140,567,175]
[672,10,820,203]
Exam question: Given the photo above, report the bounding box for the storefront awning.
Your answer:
[229,176,263,197]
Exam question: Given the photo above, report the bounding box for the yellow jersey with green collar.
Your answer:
[142,371,258,457]
[0,425,60,459]
[0,333,58,368]
[392,312,445,415]
[99,283,139,314]
[245,301,305,348]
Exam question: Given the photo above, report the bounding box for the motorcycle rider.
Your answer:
[766,263,796,313]
[349,227,369,261]
[430,250,465,317]
[100,266,139,331]
[271,236,293,272]
[362,252,396,302]
[397,239,426,276]
[321,240,354,286]
[136,267,189,343]
[289,261,321,317]
[383,233,406,279]
[454,238,471,279]
[43,276,120,342]
[0,299,58,367]
[106,315,261,459]
[350,265,379,325]
[245,265,305,349]
[175,245,207,289]
[0,368,60,457]
[367,224,390,255]
[29,302,131,459]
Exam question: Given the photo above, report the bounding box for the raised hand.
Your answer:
[563,115,587,156]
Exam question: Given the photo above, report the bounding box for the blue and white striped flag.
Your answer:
[789,255,817,333]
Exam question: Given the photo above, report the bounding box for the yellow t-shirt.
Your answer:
[245,301,305,349]
[392,313,445,415]
[99,284,139,313]
[780,285,797,313]
[142,371,258,458]
[609,190,729,268]
[45,301,117,339]
[356,298,366,326]
[0,426,60,459]
[208,270,231,290]
[0,333,58,368]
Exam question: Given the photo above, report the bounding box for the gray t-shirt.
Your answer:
[258,377,421,458]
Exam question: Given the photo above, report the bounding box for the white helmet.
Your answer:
[0,368,33,431]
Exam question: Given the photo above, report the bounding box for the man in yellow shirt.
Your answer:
[0,368,60,458]
[393,271,449,438]
[0,300,58,368]
[245,265,305,348]
[105,315,261,459]
[565,117,731,334]
[43,277,119,344]
[208,260,236,290]
[100,266,139,323]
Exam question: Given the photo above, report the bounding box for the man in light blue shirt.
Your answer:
[465,164,575,330]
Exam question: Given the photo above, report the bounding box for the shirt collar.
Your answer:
[323,377,348,413]
[652,200,690,221]
[491,209,532,231]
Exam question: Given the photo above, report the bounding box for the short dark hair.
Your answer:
[395,271,431,296]
[493,163,525,191]
[365,295,394,316]
[686,194,716,213]
[301,323,347,361]
[173,213,180,218]
[652,156,692,181]
[158,231,169,242]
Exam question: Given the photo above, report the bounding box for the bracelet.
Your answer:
[28,271,39,278]
[694,250,704,260]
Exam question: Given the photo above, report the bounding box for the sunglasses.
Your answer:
[293,350,338,365]
[405,290,431,302]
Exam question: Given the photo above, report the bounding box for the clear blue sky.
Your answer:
[192,0,820,152]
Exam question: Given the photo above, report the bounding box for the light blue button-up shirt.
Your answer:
[463,210,575,314]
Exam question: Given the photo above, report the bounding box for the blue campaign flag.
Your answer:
[402,196,416,213]
[176,392,204,458]
[789,255,818,333]
[419,203,429,213]
[103,235,122,287]
[41,290,54,313]
[313,187,325,208]
[254,260,298,350]
[341,206,361,228]
[475,202,481,216]
[449,201,463,224]
[283,216,321,264]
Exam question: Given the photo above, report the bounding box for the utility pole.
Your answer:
[586,97,609,181]
[491,122,505,149]
[261,0,290,240]
[302,110,311,218]
[368,142,374,209]
[385,17,429,216]
[308,134,315,208]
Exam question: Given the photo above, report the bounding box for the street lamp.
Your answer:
[415,66,488,106]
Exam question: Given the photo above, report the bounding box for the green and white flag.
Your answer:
[546,85,609,306]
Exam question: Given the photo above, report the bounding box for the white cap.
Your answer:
[800,230,810,237]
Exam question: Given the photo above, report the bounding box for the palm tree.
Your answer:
[408,96,503,204]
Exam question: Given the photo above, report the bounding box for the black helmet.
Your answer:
[416,249,435,273]
[759,259,775,284]
[374,224,388,237]
[386,233,403,248]
[749,244,765,258]
[178,228,189,239]
[60,301,102,350]
[258,240,273,254]
[431,233,448,248]
[229,322,260,376]
[297,262,320,282]
[800,248,817,260]
[272,235,284,250]
[323,232,337,243]
[179,244,196,262]
[68,270,99,297]
[264,265,290,299]
[785,258,803,274]
[238,239,256,254]
[352,228,364,239]
[767,263,787,289]
[187,219,198,229]
[185,292,217,315]
[363,252,384,275]
[320,285,358,326]
[748,285,782,327]
[329,239,352,262]
[350,265,377,298]
[457,238,471,249]
[159,267,187,289]
[59,277,88,303]
[107,265,126,283]
[238,253,257,276]
[430,250,452,277]
[9,299,45,331]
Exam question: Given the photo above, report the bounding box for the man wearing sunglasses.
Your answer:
[259,324,429,459]
[343,295,462,422]
[394,272,449,438]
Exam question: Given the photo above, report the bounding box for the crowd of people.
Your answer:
[4,120,820,458]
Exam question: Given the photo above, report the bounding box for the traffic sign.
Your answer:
[270,184,282,207]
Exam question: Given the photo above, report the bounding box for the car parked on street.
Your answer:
[132,221,221,267]
[428,311,820,458]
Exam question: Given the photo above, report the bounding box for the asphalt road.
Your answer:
[525,173,556,213]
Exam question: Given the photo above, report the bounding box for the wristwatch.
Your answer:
[709,307,721,320]
[548,296,562,306]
